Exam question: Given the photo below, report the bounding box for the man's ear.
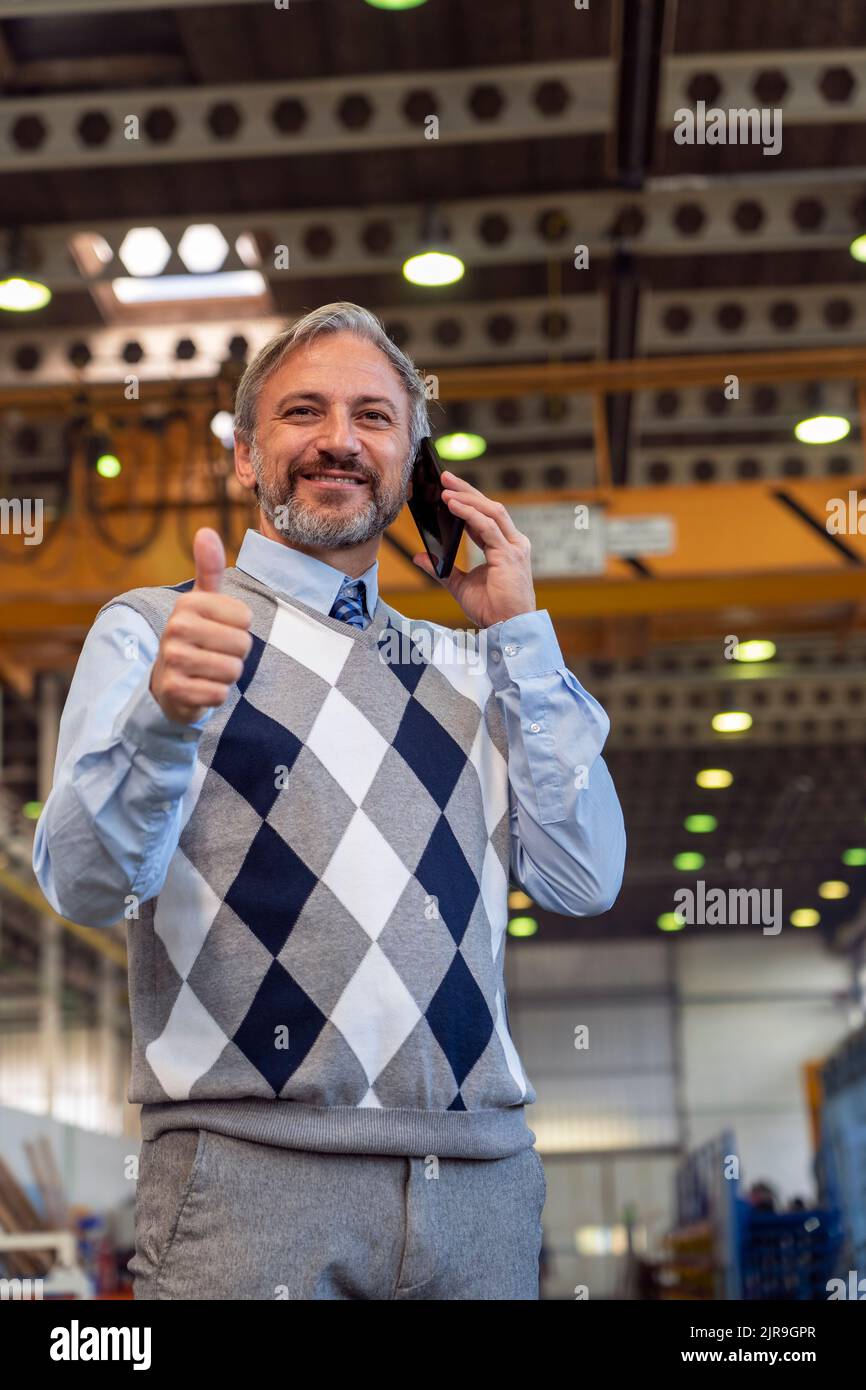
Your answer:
[233,434,257,494]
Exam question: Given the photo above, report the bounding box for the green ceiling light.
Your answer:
[365,0,427,8]
[794,415,851,445]
[712,711,753,733]
[791,908,820,928]
[435,432,487,461]
[673,851,705,871]
[96,453,122,478]
[657,911,686,932]
[842,848,866,867]
[22,800,43,820]
[684,814,717,834]
[732,640,776,663]
[696,768,733,789]
[403,204,464,287]
[0,276,52,312]
[403,250,465,287]
[507,916,538,938]
[818,881,849,900]
[850,234,866,262]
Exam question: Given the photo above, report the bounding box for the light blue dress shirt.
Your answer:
[33,529,625,928]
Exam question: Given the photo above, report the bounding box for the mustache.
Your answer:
[284,461,378,494]
[287,458,377,484]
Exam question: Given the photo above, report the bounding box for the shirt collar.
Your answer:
[234,528,379,618]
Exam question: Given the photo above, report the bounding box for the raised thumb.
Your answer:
[193,527,226,593]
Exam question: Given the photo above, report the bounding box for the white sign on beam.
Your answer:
[605,515,676,557]
[466,505,675,577]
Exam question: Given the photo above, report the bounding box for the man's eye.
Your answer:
[363,411,388,422]
[285,407,312,417]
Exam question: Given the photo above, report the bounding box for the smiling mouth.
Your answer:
[297,469,370,489]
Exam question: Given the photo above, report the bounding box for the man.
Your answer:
[34,302,625,1300]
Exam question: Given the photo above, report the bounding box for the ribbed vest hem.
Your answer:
[139,1098,535,1159]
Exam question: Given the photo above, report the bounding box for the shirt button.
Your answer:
[504,643,520,657]
[529,722,542,734]
[160,801,172,812]
[491,651,502,663]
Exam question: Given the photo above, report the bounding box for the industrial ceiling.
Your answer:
[1,0,865,948]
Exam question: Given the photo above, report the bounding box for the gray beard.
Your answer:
[250,441,411,549]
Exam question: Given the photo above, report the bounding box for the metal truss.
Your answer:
[0,413,850,495]
[631,443,862,488]
[4,282,866,388]
[641,285,866,352]
[0,0,261,12]
[632,380,857,432]
[662,49,866,127]
[9,175,866,296]
[583,631,866,750]
[0,296,604,388]
[0,60,611,173]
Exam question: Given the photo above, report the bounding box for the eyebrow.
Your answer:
[274,391,401,415]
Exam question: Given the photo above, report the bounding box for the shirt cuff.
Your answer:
[115,671,211,764]
[485,609,564,690]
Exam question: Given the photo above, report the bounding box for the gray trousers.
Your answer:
[130,1129,546,1300]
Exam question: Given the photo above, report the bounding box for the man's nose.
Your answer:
[314,411,360,457]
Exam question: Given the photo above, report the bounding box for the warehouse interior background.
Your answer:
[1,0,866,1301]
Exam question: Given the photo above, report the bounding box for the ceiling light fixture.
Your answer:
[794,415,851,445]
[178,223,230,274]
[403,204,465,287]
[732,639,776,663]
[695,768,733,789]
[118,226,172,277]
[507,916,538,938]
[111,270,267,304]
[435,433,487,461]
[818,881,849,900]
[0,231,51,312]
[684,814,717,834]
[712,711,753,733]
[673,852,705,871]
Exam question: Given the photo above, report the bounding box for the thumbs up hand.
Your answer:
[149,527,254,725]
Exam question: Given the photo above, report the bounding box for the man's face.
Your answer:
[239,331,413,549]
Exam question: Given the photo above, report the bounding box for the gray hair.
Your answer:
[233,301,430,455]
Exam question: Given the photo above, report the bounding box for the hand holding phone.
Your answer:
[407,437,465,579]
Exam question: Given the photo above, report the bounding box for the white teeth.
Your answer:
[302,473,364,484]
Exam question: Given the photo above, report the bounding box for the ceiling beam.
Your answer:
[0,59,612,173]
[641,285,866,353]
[394,569,866,621]
[662,48,866,129]
[0,296,603,388]
[9,280,866,390]
[0,21,15,85]
[3,341,866,399]
[3,52,189,92]
[0,0,263,13]
[6,175,864,294]
[3,569,863,632]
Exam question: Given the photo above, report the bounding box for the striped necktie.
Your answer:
[329,576,369,630]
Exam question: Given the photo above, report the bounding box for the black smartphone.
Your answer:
[407,436,465,579]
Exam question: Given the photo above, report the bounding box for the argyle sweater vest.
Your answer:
[99,566,537,1159]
